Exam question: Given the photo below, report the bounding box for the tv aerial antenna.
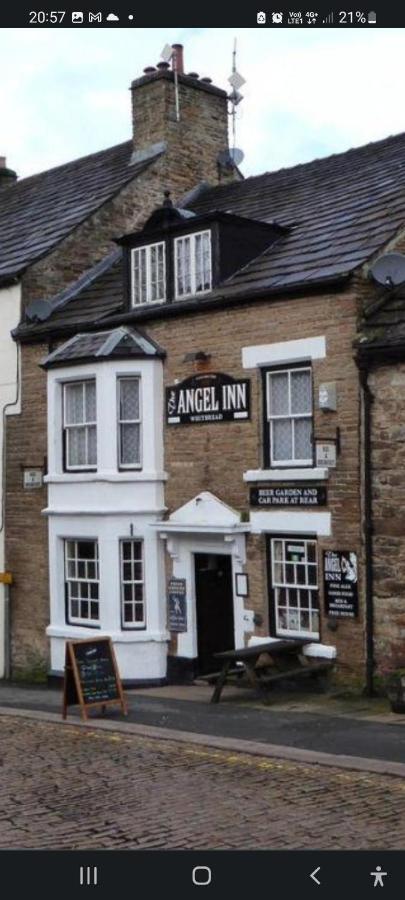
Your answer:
[227,38,246,167]
[160,43,181,122]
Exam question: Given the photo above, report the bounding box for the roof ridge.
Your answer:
[195,129,405,198]
[15,139,133,186]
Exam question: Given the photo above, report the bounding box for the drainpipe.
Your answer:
[359,365,375,696]
[3,580,11,679]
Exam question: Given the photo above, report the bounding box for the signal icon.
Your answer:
[322,11,334,23]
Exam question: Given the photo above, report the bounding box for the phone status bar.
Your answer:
[256,10,377,25]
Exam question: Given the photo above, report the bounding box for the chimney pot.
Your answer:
[171,43,184,75]
[0,156,17,188]
[143,66,156,74]
[188,72,199,79]
[157,61,170,71]
[200,77,212,84]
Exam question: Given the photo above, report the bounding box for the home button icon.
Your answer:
[192,866,212,886]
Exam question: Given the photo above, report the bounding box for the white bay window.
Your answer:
[63,380,97,470]
[65,539,99,625]
[117,376,141,468]
[131,241,165,306]
[120,539,146,628]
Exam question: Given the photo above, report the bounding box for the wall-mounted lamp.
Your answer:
[183,351,212,363]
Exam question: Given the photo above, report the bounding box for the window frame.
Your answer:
[62,379,97,473]
[64,538,100,628]
[174,229,212,300]
[131,240,166,307]
[117,376,142,471]
[267,535,320,640]
[263,363,314,468]
[120,538,146,630]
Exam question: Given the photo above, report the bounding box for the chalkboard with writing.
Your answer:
[62,638,127,721]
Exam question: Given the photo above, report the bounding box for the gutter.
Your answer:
[358,364,375,697]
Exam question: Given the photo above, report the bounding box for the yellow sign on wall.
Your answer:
[0,572,13,585]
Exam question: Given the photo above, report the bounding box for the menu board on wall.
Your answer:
[168,578,188,632]
[324,550,358,619]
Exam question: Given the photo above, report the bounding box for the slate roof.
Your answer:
[41,326,165,368]
[15,129,405,340]
[0,140,162,282]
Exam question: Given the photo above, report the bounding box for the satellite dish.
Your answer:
[160,44,173,64]
[370,253,405,288]
[229,147,244,166]
[217,148,244,169]
[25,299,51,322]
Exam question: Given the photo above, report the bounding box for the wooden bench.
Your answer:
[210,640,334,704]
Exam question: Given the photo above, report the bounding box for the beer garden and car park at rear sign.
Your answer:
[166,373,250,425]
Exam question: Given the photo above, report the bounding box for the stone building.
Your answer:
[1,45,239,678]
[10,117,405,687]
[358,279,405,686]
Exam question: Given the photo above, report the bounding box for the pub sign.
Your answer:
[167,578,188,632]
[166,372,250,425]
[250,485,327,507]
[323,550,358,619]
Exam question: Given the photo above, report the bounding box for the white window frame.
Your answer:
[64,539,100,627]
[270,537,319,639]
[120,539,146,629]
[63,379,97,472]
[117,376,142,470]
[266,366,313,467]
[131,241,166,307]
[174,229,212,300]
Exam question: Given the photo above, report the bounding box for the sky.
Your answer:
[1,27,405,180]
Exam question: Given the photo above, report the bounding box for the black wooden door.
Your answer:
[194,553,234,675]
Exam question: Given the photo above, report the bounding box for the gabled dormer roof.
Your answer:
[41,325,165,368]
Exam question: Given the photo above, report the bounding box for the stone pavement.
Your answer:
[1,681,405,764]
[1,712,405,850]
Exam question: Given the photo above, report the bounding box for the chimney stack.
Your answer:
[0,157,17,188]
[130,42,240,188]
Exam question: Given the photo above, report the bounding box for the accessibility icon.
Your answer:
[370,866,388,888]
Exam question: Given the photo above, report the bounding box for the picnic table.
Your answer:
[209,639,334,704]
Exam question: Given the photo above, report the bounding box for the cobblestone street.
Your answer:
[1,714,405,850]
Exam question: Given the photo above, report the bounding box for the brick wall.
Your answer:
[5,63,238,677]
[141,287,364,680]
[7,280,365,680]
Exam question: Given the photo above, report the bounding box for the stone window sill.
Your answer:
[243,468,329,482]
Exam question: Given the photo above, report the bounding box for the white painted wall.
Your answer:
[45,356,169,681]
[0,283,21,678]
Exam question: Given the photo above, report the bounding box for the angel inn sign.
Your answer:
[166,373,251,425]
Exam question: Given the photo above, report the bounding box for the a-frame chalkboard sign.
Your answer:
[62,637,128,721]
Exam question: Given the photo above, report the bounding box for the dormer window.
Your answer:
[174,230,212,299]
[118,200,287,310]
[131,241,166,306]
